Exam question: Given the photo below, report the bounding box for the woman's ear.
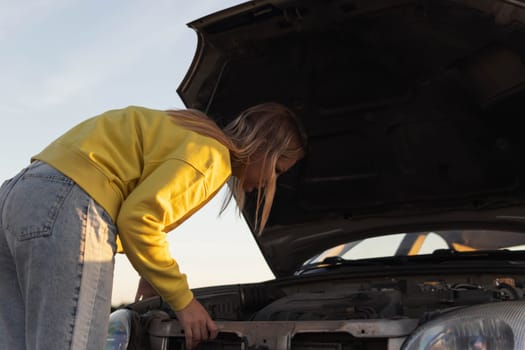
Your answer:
[230,159,245,179]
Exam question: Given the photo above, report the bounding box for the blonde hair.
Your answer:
[166,103,306,234]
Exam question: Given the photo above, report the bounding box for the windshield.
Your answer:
[302,230,525,266]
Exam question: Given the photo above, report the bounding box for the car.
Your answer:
[106,0,525,349]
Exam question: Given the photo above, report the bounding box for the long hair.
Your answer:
[166,103,307,234]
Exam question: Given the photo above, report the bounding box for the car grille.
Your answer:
[148,319,414,350]
[165,332,388,349]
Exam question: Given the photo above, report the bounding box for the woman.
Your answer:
[0,102,306,350]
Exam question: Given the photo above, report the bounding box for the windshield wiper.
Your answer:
[295,256,383,275]
[295,250,525,275]
[426,249,525,261]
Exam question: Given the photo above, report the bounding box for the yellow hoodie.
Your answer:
[32,106,231,310]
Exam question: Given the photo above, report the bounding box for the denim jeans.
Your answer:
[0,161,117,350]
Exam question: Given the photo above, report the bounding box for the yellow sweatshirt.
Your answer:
[32,106,231,310]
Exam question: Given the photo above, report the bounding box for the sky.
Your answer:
[0,0,274,306]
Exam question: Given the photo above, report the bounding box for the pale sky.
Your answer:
[0,0,274,306]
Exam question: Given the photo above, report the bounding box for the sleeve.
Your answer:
[116,159,210,311]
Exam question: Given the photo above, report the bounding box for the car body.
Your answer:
[107,0,525,349]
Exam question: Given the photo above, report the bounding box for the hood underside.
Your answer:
[178,0,525,276]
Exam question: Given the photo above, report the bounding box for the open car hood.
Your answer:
[177,0,525,277]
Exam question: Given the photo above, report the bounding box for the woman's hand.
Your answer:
[134,277,158,301]
[134,278,218,348]
[174,298,219,349]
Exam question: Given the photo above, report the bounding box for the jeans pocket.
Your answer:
[4,173,74,241]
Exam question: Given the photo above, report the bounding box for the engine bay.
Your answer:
[126,270,525,349]
[199,272,525,322]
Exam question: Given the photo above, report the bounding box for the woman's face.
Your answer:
[242,152,299,193]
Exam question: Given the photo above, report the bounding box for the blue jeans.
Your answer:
[0,161,117,350]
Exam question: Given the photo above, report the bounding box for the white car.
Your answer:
[107,0,525,349]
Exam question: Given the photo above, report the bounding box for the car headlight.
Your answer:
[402,301,525,350]
[105,309,134,350]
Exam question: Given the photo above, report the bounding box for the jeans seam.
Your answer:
[22,174,74,184]
[69,195,88,349]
